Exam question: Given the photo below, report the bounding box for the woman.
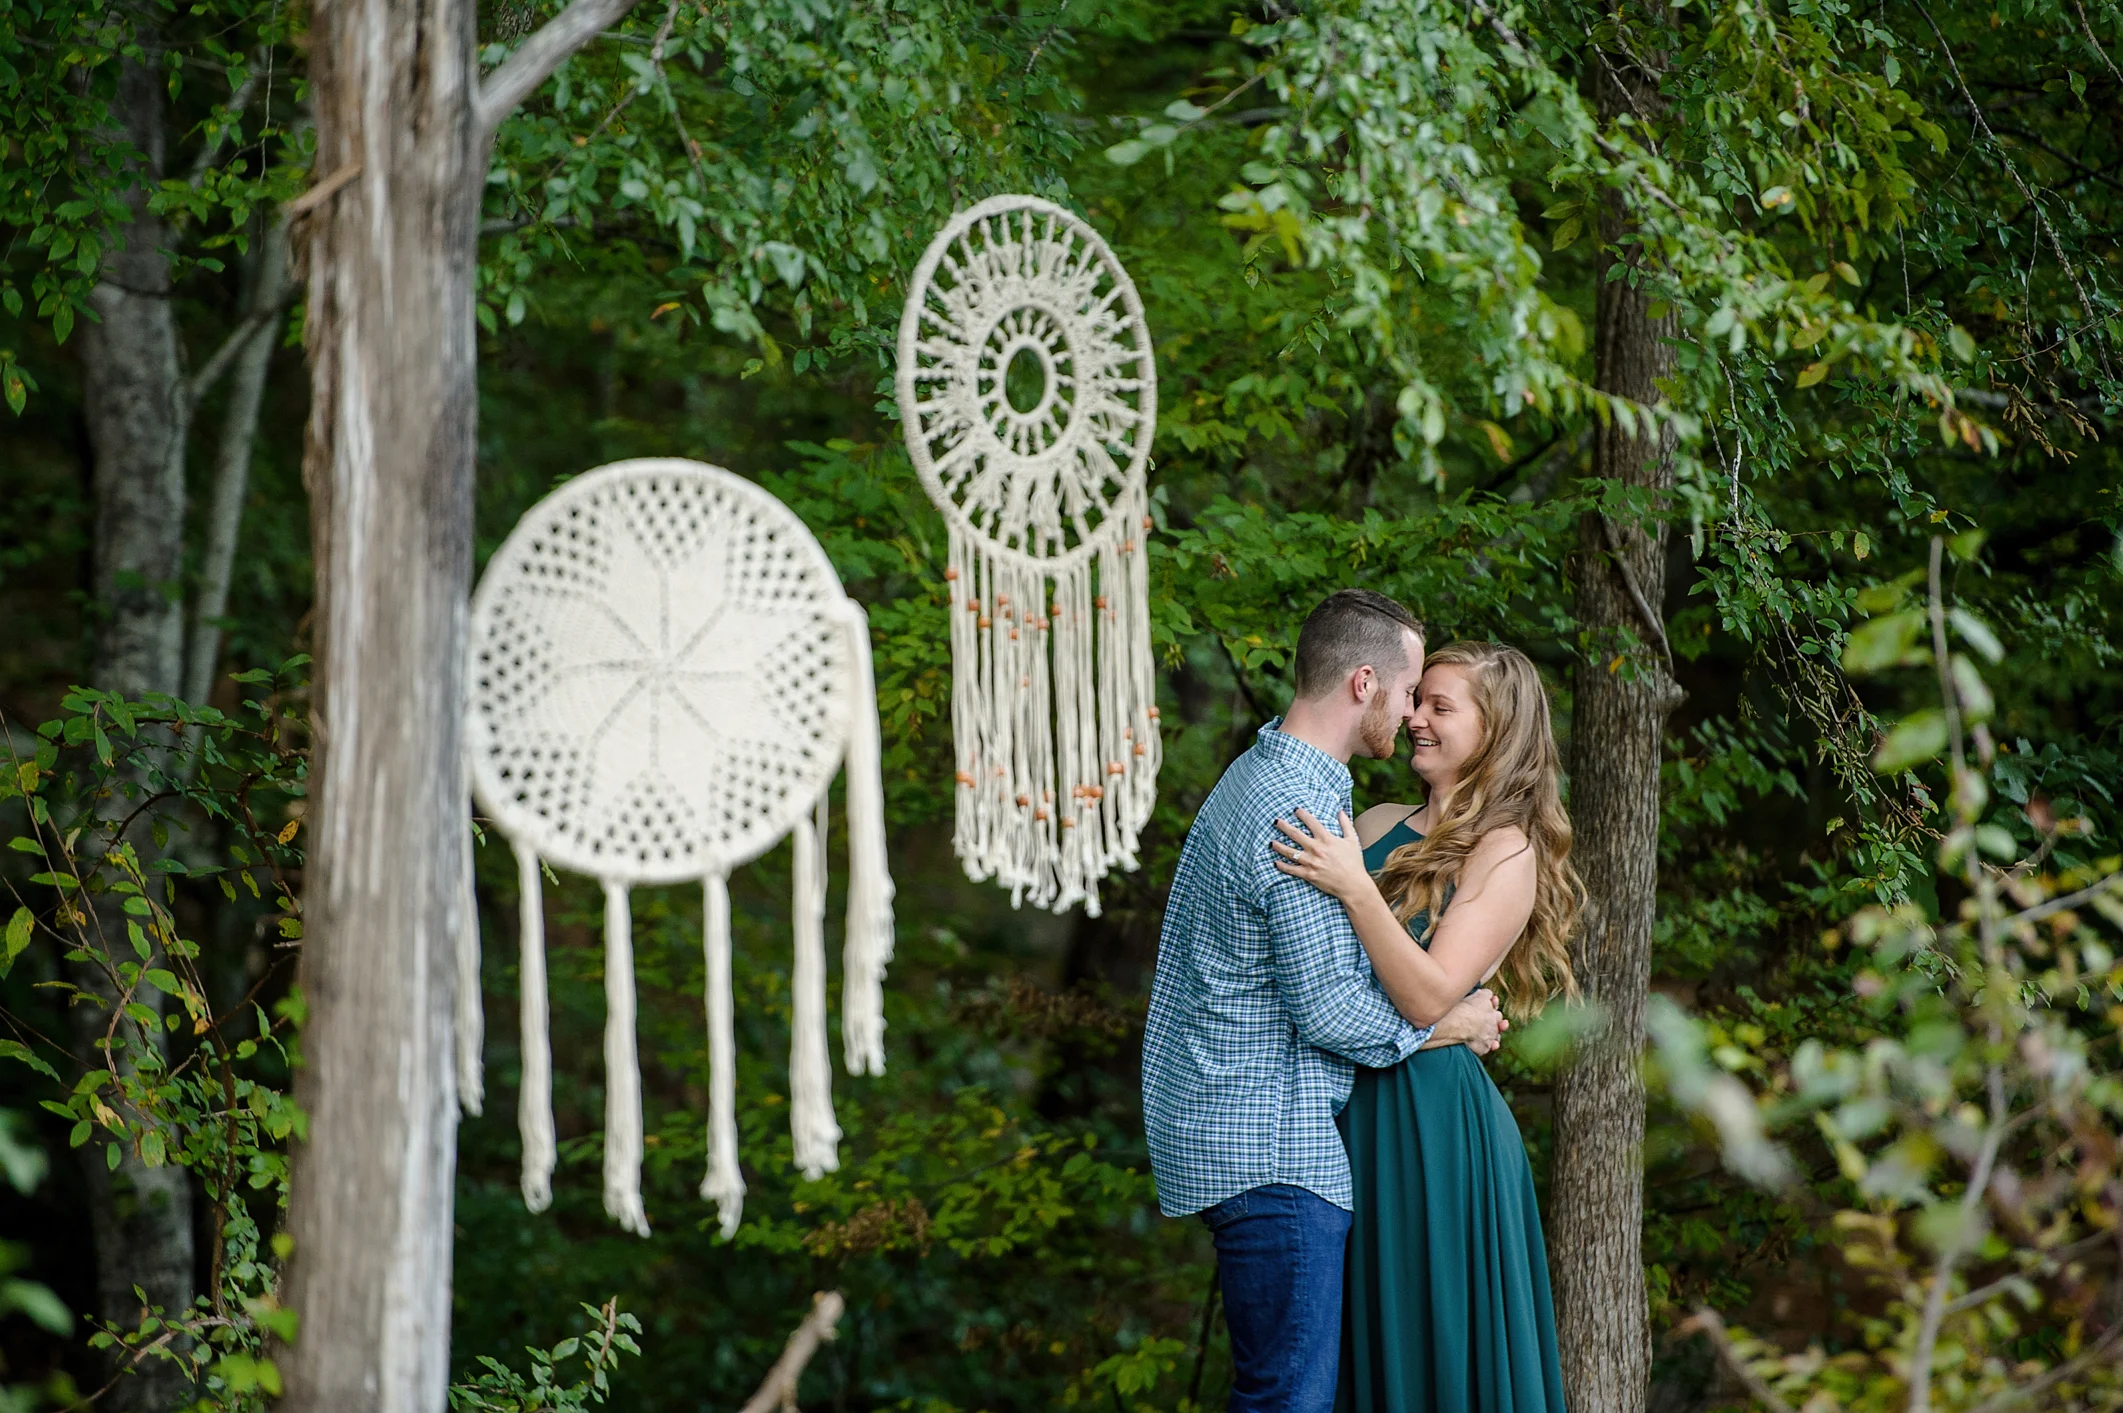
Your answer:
[1271,640,1581,1413]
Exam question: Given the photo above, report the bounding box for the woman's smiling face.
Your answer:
[1409,663,1484,789]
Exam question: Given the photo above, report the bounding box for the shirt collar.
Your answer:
[1257,717,1354,794]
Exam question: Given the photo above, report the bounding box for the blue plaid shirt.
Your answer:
[1142,721,1430,1217]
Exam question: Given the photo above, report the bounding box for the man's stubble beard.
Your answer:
[1357,690,1400,760]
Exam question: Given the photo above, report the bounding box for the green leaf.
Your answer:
[1796,361,1829,388]
[1949,655,1994,723]
[1949,607,2003,663]
[2,1278,74,1335]
[1551,216,1581,251]
[2,908,30,976]
[1874,709,1949,774]
[1976,824,2019,860]
[1104,139,1152,166]
[0,1040,59,1083]
[1841,609,1926,674]
[1947,325,1977,362]
[140,1128,166,1168]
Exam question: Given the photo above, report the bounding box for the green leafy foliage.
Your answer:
[449,1300,642,1412]
[1,670,312,1409]
[1653,542,2123,1408]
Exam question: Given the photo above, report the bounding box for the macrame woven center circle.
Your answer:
[468,459,853,885]
[898,195,1155,572]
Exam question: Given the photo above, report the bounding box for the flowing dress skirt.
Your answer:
[1335,1043,1568,1412]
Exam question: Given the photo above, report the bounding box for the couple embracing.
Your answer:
[1143,589,1580,1412]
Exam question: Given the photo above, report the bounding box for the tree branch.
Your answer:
[185,58,267,188]
[1914,3,2112,376]
[1961,1319,2123,1413]
[184,288,297,408]
[474,0,647,149]
[2071,0,2123,91]
[643,0,705,190]
[1942,1230,2118,1318]
[283,160,362,218]
[1598,515,1674,671]
[1672,1309,1797,1413]
[2006,870,2123,929]
[739,1291,845,1413]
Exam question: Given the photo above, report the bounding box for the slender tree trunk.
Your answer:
[74,46,197,1413]
[184,214,292,714]
[277,2,483,1406]
[1546,39,1683,1413]
[277,0,635,1404]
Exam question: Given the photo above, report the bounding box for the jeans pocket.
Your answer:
[1199,1189,1252,1231]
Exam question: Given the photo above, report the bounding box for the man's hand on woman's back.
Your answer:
[1427,988,1507,1055]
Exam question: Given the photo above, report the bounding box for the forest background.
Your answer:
[2,0,2120,1410]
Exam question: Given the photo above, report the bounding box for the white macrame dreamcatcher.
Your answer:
[455,458,894,1238]
[897,194,1161,917]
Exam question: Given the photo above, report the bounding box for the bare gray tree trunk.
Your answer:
[1546,37,1682,1413]
[184,214,292,712]
[278,0,635,1407]
[73,45,198,1413]
[278,3,482,1403]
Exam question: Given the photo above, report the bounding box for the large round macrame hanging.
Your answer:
[455,458,894,1238]
[897,194,1161,917]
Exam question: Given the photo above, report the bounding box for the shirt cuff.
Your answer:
[1398,1020,1434,1058]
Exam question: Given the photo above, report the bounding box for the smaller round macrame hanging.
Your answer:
[897,194,1161,917]
[454,458,895,1238]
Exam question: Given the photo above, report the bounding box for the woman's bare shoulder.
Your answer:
[1353,802,1420,847]
[1467,823,1535,873]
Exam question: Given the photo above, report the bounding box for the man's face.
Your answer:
[1355,629,1426,760]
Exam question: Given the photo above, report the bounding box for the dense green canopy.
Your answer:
[2,0,2119,1408]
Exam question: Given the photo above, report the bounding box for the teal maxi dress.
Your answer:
[1335,817,1568,1413]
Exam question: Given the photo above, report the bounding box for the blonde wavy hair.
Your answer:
[1373,641,1584,1015]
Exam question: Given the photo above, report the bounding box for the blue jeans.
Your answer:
[1200,1184,1351,1413]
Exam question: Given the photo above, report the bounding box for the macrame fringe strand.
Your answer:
[603,881,649,1236]
[699,870,744,1237]
[839,600,896,1075]
[788,802,840,1180]
[515,842,556,1212]
[947,483,1160,918]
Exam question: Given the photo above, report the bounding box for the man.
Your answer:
[1143,589,1507,1412]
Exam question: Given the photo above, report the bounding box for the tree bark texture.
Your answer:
[278,0,483,1406]
[83,58,188,701]
[75,48,197,1413]
[1546,42,1683,1413]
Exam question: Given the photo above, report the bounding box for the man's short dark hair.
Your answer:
[1293,590,1426,699]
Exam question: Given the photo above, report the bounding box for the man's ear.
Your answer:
[1348,664,1376,705]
